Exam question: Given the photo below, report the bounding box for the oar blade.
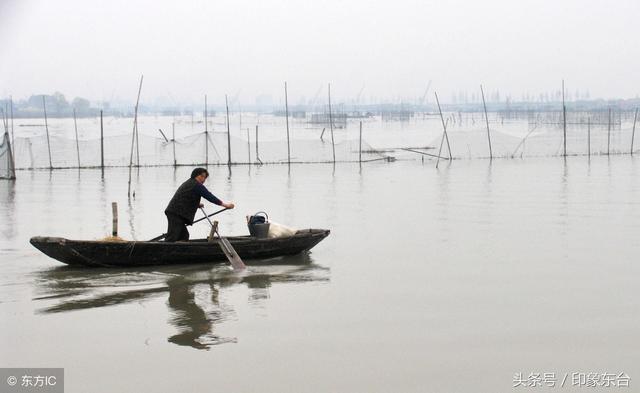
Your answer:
[218,236,246,270]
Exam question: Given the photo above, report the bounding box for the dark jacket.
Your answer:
[165,178,223,224]
[165,178,201,224]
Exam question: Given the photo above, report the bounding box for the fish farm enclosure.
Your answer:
[1,106,639,177]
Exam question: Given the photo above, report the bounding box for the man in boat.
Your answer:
[164,168,235,242]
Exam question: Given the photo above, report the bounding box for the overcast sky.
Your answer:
[1,0,638,105]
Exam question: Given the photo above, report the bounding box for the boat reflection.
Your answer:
[34,253,330,350]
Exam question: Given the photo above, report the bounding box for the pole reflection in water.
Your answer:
[34,253,329,350]
[0,180,16,242]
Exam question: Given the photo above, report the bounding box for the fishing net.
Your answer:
[9,113,390,169]
[7,110,637,169]
[421,111,639,160]
[0,132,16,179]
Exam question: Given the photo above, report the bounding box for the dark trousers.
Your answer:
[165,214,190,242]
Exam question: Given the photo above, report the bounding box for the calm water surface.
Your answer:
[1,157,639,392]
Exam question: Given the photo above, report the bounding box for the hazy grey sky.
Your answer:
[1,0,638,105]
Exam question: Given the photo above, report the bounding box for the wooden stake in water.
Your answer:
[328,83,336,163]
[42,96,52,169]
[630,108,638,155]
[73,108,81,167]
[172,122,177,167]
[284,82,291,165]
[100,110,104,169]
[359,121,363,163]
[562,80,567,157]
[112,202,118,237]
[204,94,208,166]
[480,84,492,159]
[128,75,144,197]
[225,94,232,165]
[607,107,612,155]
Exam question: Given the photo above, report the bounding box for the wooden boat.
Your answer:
[30,229,330,268]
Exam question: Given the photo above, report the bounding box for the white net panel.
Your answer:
[425,111,638,160]
[7,111,638,169]
[10,113,391,169]
[0,132,16,179]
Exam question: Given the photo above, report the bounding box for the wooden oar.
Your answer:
[149,207,228,241]
[200,207,246,270]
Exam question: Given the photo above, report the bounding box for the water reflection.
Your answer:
[34,254,329,350]
[166,274,235,349]
[0,179,16,241]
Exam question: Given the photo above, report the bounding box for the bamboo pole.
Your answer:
[111,202,118,237]
[42,96,52,169]
[73,108,81,167]
[7,132,15,179]
[172,122,177,167]
[443,111,452,159]
[158,128,169,142]
[135,116,140,167]
[328,83,336,163]
[246,128,251,163]
[630,108,638,155]
[2,110,16,179]
[3,104,16,172]
[100,110,104,169]
[128,75,144,197]
[9,96,14,152]
[562,80,567,157]
[284,82,291,165]
[434,92,452,168]
[402,148,449,160]
[133,76,144,165]
[480,84,492,159]
[607,107,611,155]
[204,94,208,166]
[225,94,231,165]
[2,108,6,135]
[359,121,363,163]
[255,124,262,164]
[587,117,591,157]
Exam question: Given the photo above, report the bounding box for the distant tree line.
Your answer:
[1,91,639,119]
[0,92,105,118]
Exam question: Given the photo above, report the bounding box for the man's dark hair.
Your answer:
[191,167,209,179]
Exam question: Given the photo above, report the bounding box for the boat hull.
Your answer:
[30,229,330,267]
